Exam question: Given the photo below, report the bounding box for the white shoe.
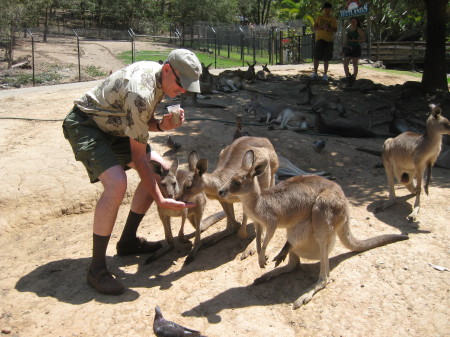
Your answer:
[322,74,329,81]
[310,73,319,79]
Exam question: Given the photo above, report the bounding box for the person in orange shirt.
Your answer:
[311,2,337,81]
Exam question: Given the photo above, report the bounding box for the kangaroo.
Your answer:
[270,107,310,129]
[178,136,279,244]
[375,104,450,221]
[256,64,271,81]
[245,99,290,124]
[218,149,408,309]
[200,62,220,95]
[233,116,251,141]
[149,151,209,264]
[217,61,256,92]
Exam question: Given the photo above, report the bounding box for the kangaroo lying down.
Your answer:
[218,149,408,309]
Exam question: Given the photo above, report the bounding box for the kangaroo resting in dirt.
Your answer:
[256,64,271,81]
[217,61,256,92]
[375,104,450,221]
[218,149,408,309]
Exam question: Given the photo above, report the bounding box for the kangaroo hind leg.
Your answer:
[292,196,338,309]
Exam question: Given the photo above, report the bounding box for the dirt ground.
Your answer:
[0,41,449,337]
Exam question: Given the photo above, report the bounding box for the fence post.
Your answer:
[211,28,217,69]
[227,28,230,59]
[26,29,36,86]
[128,28,135,63]
[252,30,256,63]
[72,29,81,82]
[239,27,244,67]
[279,30,283,65]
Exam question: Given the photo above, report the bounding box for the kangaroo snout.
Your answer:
[218,188,229,198]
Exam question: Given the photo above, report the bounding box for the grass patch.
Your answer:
[360,65,423,80]
[0,72,63,86]
[85,65,106,77]
[117,49,270,69]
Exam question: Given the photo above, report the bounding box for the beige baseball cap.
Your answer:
[165,49,202,93]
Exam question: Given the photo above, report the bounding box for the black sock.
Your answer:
[89,233,110,276]
[118,211,145,244]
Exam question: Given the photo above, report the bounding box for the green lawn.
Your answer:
[117,50,270,69]
[117,49,449,84]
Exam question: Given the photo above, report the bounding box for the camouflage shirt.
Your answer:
[74,61,164,144]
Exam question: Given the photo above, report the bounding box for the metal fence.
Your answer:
[1,23,339,88]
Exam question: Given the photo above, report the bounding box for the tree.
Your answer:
[421,0,449,93]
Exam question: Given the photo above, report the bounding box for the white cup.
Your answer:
[167,104,182,124]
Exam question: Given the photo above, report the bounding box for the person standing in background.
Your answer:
[343,16,365,84]
[311,2,337,81]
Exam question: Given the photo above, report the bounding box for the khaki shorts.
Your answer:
[62,106,150,183]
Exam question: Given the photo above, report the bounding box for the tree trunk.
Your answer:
[421,0,448,93]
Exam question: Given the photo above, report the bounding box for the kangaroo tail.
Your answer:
[338,220,408,252]
[199,211,226,232]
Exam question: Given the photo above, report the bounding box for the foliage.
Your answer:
[85,65,106,77]
[0,71,63,86]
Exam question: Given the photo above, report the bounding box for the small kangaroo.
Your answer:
[233,116,251,141]
[256,64,271,81]
[149,151,209,264]
[218,149,408,309]
[375,104,450,221]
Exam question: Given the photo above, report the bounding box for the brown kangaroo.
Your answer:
[375,104,450,221]
[149,151,209,264]
[218,149,408,309]
[177,136,279,250]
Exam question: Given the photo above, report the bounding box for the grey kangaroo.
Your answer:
[375,104,450,221]
[177,136,279,248]
[149,151,209,264]
[218,149,408,309]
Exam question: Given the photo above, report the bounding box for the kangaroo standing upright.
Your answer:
[376,104,450,221]
[149,151,209,264]
[218,149,408,309]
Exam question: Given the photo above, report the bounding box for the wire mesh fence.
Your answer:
[1,22,319,88]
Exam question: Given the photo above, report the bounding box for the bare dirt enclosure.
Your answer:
[0,41,449,337]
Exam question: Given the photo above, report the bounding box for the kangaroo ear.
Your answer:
[188,150,199,171]
[150,160,164,176]
[169,158,179,175]
[252,161,268,177]
[196,158,208,176]
[430,103,442,117]
[242,150,255,170]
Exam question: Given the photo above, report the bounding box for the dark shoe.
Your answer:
[116,236,162,256]
[87,269,124,295]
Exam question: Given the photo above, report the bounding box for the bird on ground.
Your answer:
[153,306,205,337]
[313,139,326,153]
[167,135,181,154]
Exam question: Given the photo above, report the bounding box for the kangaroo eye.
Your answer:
[231,180,241,187]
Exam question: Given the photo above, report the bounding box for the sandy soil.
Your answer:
[0,40,449,337]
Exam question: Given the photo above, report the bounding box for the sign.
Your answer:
[339,2,370,18]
